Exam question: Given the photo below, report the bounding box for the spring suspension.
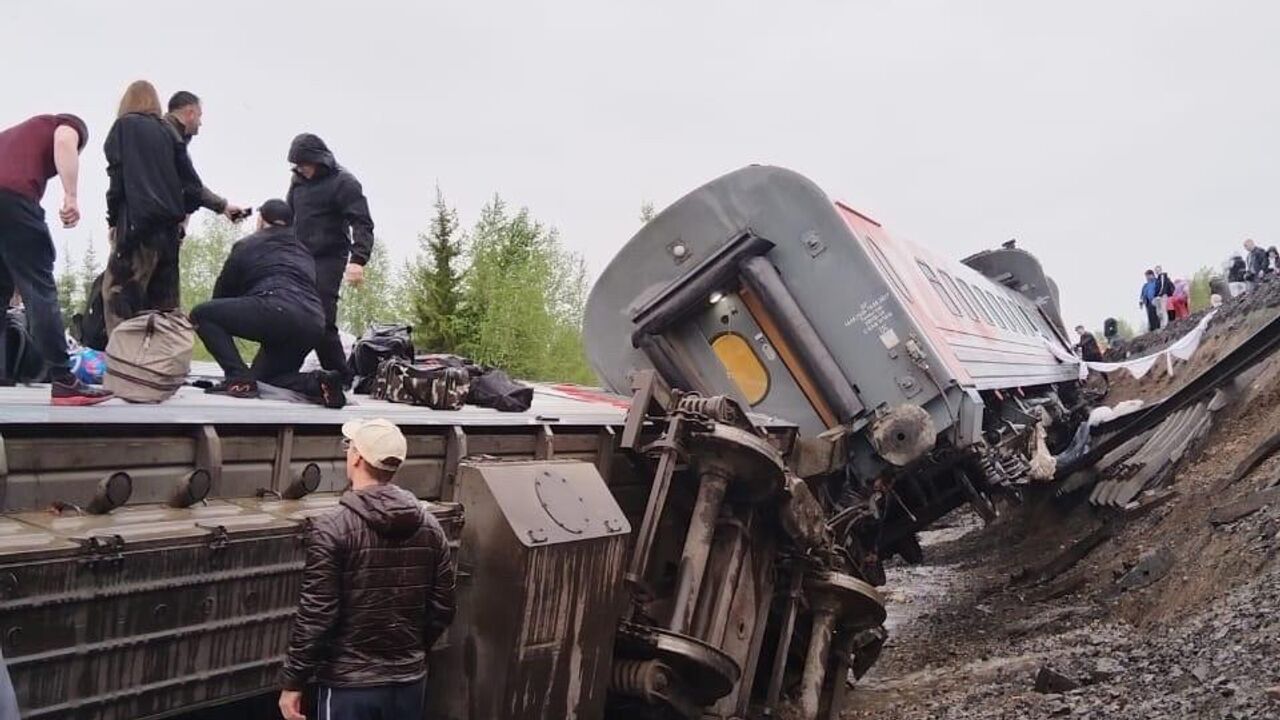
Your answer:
[676,395,740,425]
[611,659,673,701]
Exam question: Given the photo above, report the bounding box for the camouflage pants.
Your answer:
[103,224,181,333]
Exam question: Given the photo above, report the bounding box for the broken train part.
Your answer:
[606,371,887,719]
[585,164,1095,588]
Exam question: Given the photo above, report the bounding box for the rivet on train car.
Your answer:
[708,291,725,305]
[200,597,216,617]
[86,472,132,515]
[153,603,169,620]
[169,468,212,508]
[283,463,322,500]
[4,627,21,647]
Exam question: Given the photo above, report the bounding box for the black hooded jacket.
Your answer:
[281,483,456,690]
[212,224,324,324]
[285,134,376,264]
[104,112,202,232]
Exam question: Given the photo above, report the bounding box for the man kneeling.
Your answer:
[192,200,345,407]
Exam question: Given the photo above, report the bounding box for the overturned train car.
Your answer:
[585,163,1092,589]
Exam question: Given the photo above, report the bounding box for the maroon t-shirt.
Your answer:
[0,114,88,203]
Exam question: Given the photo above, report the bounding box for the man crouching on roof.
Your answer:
[190,199,346,407]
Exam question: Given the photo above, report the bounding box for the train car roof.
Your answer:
[0,383,632,427]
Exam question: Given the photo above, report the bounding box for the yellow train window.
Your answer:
[711,333,769,405]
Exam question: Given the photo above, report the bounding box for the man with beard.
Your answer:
[164,91,247,222]
[285,134,375,383]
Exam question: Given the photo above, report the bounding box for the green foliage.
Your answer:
[1189,266,1214,312]
[178,218,250,361]
[455,195,594,383]
[56,242,78,327]
[52,197,598,385]
[80,237,100,304]
[338,243,407,336]
[406,189,464,352]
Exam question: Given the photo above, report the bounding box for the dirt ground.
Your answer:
[843,295,1280,719]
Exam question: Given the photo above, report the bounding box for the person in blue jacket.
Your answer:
[1139,269,1161,332]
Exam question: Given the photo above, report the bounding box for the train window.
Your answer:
[1004,299,1031,335]
[865,236,913,302]
[916,260,963,317]
[1007,300,1034,335]
[939,271,978,320]
[993,295,1021,334]
[710,333,769,405]
[956,279,994,326]
[980,290,1008,330]
[1019,306,1041,335]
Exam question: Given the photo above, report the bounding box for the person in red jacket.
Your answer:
[0,113,113,404]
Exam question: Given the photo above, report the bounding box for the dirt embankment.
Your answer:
[846,300,1280,719]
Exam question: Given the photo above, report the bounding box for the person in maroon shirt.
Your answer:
[0,114,113,404]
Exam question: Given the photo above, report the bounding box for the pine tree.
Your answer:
[79,236,101,310]
[408,189,464,352]
[56,241,79,326]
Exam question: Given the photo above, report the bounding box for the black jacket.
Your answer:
[1076,331,1103,362]
[104,113,201,232]
[281,484,455,690]
[213,224,324,321]
[1247,246,1270,279]
[1156,272,1175,297]
[163,113,227,213]
[285,134,375,264]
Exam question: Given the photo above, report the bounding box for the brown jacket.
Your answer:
[280,484,456,690]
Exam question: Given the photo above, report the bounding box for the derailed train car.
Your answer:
[585,164,1091,586]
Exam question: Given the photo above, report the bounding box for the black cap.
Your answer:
[259,199,293,226]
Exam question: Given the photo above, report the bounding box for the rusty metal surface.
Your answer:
[0,484,461,720]
[433,460,629,720]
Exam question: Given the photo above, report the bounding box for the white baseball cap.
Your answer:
[341,418,407,472]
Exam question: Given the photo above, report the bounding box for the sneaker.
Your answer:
[226,378,260,399]
[317,371,347,409]
[51,378,114,406]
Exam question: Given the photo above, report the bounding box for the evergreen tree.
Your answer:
[55,241,78,326]
[80,236,101,305]
[455,196,594,383]
[639,200,656,224]
[407,189,464,352]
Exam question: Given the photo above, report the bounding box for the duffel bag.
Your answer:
[104,311,194,403]
[350,323,414,394]
[371,358,470,410]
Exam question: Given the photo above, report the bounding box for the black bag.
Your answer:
[73,272,108,352]
[349,324,414,395]
[2,308,47,383]
[469,368,533,412]
[371,357,470,410]
[416,353,534,413]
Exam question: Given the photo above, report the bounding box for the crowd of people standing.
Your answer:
[0,79,376,406]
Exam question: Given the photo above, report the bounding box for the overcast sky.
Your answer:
[5,1,1278,334]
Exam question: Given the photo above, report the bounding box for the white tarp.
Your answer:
[1046,310,1217,381]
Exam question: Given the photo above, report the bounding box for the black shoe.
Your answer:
[317,371,347,409]
[51,378,114,406]
[204,380,231,395]
[226,378,260,399]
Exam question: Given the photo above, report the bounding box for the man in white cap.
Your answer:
[279,419,455,720]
